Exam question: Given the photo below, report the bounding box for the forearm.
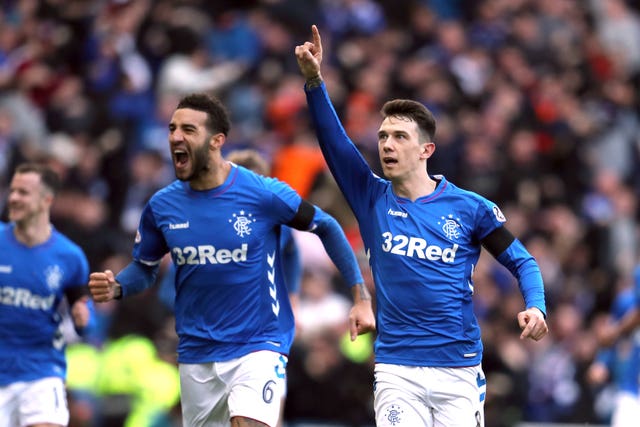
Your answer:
[71,298,94,336]
[115,260,160,298]
[351,282,371,303]
[311,207,364,287]
[282,239,302,294]
[304,82,373,193]
[64,285,90,306]
[496,239,547,316]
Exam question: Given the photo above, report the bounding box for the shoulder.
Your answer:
[439,176,495,205]
[51,229,89,260]
[235,165,298,197]
[437,176,506,220]
[150,180,183,201]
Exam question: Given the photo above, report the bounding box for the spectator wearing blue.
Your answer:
[588,285,640,426]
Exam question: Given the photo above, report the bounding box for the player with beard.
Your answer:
[88,93,375,427]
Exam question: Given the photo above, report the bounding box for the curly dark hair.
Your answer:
[176,93,231,136]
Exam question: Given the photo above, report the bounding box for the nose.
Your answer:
[8,190,19,203]
[170,129,184,144]
[381,138,394,152]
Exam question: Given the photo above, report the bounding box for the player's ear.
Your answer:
[421,141,436,159]
[209,133,226,150]
[42,191,54,208]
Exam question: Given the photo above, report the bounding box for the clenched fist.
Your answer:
[88,269,121,302]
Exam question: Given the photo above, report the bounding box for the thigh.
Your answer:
[19,377,69,427]
[611,391,640,427]
[430,365,485,427]
[374,363,433,427]
[0,382,21,427]
[179,363,229,427]
[225,351,288,427]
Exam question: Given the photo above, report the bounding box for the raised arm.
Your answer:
[295,25,381,216]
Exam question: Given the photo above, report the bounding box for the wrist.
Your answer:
[529,306,546,319]
[352,283,371,302]
[113,284,123,300]
[306,73,323,89]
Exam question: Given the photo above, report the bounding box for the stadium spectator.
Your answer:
[587,284,640,426]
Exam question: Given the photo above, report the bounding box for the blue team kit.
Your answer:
[131,167,303,363]
[0,223,89,385]
[305,82,546,367]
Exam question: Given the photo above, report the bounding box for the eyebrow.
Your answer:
[169,122,198,131]
[378,129,410,137]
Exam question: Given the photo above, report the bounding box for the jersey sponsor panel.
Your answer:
[172,244,248,265]
[140,169,301,363]
[0,286,56,310]
[0,223,89,384]
[381,232,458,262]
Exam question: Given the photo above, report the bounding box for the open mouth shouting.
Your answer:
[173,148,189,171]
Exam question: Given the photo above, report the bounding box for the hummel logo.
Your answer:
[387,209,408,218]
[0,265,12,273]
[169,221,190,230]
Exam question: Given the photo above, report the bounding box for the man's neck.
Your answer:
[14,219,52,247]
[392,174,437,202]
[189,160,232,191]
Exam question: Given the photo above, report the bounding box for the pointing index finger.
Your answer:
[520,320,535,339]
[312,25,322,50]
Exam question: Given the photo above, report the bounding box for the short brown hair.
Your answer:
[14,163,61,194]
[381,99,436,142]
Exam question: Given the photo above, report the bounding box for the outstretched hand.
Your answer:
[295,24,323,80]
[518,307,548,341]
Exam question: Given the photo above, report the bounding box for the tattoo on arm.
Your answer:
[354,283,371,301]
[306,75,323,89]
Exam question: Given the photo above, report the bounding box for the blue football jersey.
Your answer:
[0,223,89,385]
[133,164,301,363]
[306,83,541,367]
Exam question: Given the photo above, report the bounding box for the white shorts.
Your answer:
[179,350,288,427]
[374,363,486,427]
[611,391,640,427]
[0,377,69,427]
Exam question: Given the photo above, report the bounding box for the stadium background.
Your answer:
[0,0,639,426]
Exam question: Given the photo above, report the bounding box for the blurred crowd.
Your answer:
[1,0,639,426]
